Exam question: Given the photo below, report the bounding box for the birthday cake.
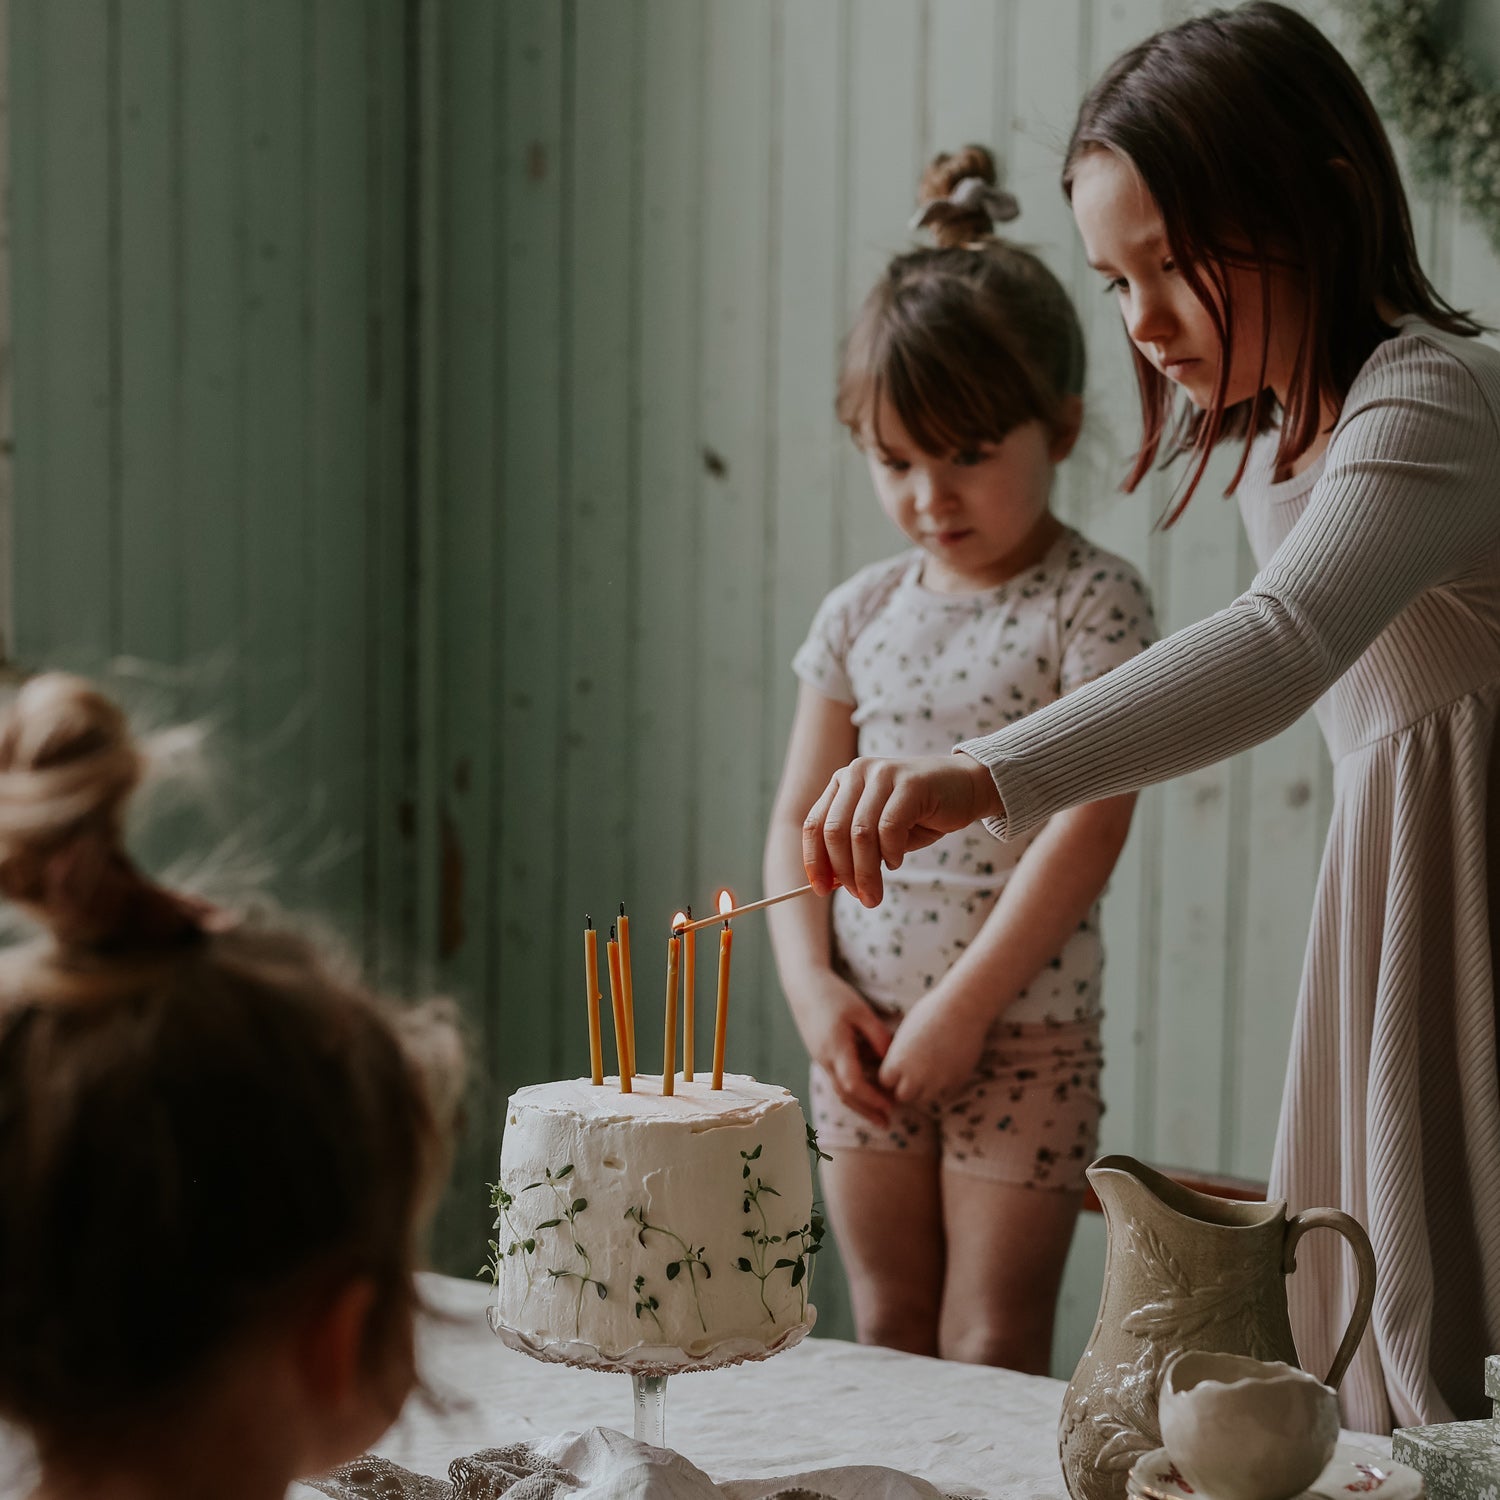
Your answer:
[486,1073,821,1373]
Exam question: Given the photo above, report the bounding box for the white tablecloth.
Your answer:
[0,1274,1392,1498]
[307,1277,1392,1499]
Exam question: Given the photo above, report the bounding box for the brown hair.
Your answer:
[838,144,1085,455]
[1063,1,1482,522]
[0,674,461,1463]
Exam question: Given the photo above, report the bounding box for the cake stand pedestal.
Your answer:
[488,1310,815,1453]
[632,1372,668,1447]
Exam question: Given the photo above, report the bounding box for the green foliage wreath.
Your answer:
[1340,1,1500,250]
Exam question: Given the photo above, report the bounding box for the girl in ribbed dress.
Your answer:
[800,1,1500,1432]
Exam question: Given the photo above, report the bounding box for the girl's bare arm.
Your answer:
[766,683,894,1123]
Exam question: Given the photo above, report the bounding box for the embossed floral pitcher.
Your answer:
[1058,1156,1376,1500]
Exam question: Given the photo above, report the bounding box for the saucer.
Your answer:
[1128,1445,1424,1500]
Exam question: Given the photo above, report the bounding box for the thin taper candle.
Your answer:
[674,883,815,933]
[681,905,696,1082]
[662,924,681,1096]
[712,918,733,1090]
[606,925,631,1094]
[618,902,636,1077]
[584,915,603,1086]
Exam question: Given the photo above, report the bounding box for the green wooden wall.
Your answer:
[12,0,1500,1371]
[10,0,412,949]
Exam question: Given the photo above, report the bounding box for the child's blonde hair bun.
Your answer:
[912,144,1019,248]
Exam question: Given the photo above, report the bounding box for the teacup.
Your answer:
[1158,1351,1339,1500]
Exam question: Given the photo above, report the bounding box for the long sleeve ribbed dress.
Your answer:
[955,317,1500,1432]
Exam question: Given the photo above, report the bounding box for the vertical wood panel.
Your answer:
[436,0,498,1000]
[366,0,413,981]
[563,0,640,1067]
[926,0,1003,165]
[117,0,179,668]
[241,0,311,883]
[633,0,707,1067]
[307,0,375,930]
[766,0,842,1079]
[763,0,852,1336]
[494,3,566,1087]
[177,0,245,725]
[0,0,12,656]
[9,0,41,663]
[427,0,502,1260]
[1066,1,1169,1165]
[27,0,114,660]
[840,0,922,579]
[13,0,412,972]
[1010,0,1086,518]
[696,0,775,1076]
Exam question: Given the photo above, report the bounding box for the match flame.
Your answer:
[672,911,687,932]
[717,888,734,918]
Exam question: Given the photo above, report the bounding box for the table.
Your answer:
[309,1277,1393,1499]
[0,1275,1393,1499]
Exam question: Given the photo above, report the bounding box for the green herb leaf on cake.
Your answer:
[624,1205,711,1332]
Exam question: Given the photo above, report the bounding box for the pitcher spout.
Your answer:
[1086,1154,1283,1233]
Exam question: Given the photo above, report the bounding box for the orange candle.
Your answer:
[585,915,603,1086]
[712,918,733,1090]
[681,906,696,1082]
[618,903,636,1078]
[662,925,681,1095]
[607,926,631,1094]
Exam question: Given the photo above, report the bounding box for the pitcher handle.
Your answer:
[1283,1208,1376,1389]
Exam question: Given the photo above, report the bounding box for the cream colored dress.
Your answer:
[957,318,1500,1431]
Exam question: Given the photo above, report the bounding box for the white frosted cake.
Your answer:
[486,1073,820,1372]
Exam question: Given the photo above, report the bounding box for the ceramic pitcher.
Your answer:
[1058,1155,1376,1500]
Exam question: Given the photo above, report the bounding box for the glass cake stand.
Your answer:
[631,1372,668,1447]
[487,1307,815,1450]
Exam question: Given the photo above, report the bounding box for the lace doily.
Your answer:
[306,1443,576,1500]
[304,1428,973,1500]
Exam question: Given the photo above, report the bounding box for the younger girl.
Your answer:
[0,673,462,1499]
[801,3,1500,1430]
[765,147,1156,1374]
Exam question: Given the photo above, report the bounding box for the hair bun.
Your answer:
[912,144,1018,247]
[0,674,202,951]
[0,674,140,840]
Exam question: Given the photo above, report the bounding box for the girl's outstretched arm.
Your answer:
[766,683,895,1125]
[806,332,1500,891]
[877,791,1136,1107]
[958,336,1500,841]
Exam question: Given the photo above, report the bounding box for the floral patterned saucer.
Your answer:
[1128,1445,1424,1500]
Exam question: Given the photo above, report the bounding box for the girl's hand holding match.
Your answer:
[801,752,1002,907]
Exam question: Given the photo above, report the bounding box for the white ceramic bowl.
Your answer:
[1158,1351,1339,1500]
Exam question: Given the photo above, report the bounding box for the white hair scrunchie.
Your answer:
[908,175,1021,232]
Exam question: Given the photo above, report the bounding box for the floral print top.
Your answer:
[792,526,1157,1023]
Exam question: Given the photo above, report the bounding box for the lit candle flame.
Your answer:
[672,911,687,931]
[717,888,734,918]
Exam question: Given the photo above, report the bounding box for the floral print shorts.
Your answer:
[809,1006,1103,1191]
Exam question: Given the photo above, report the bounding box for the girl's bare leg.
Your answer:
[937,1170,1082,1372]
[821,1147,944,1356]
